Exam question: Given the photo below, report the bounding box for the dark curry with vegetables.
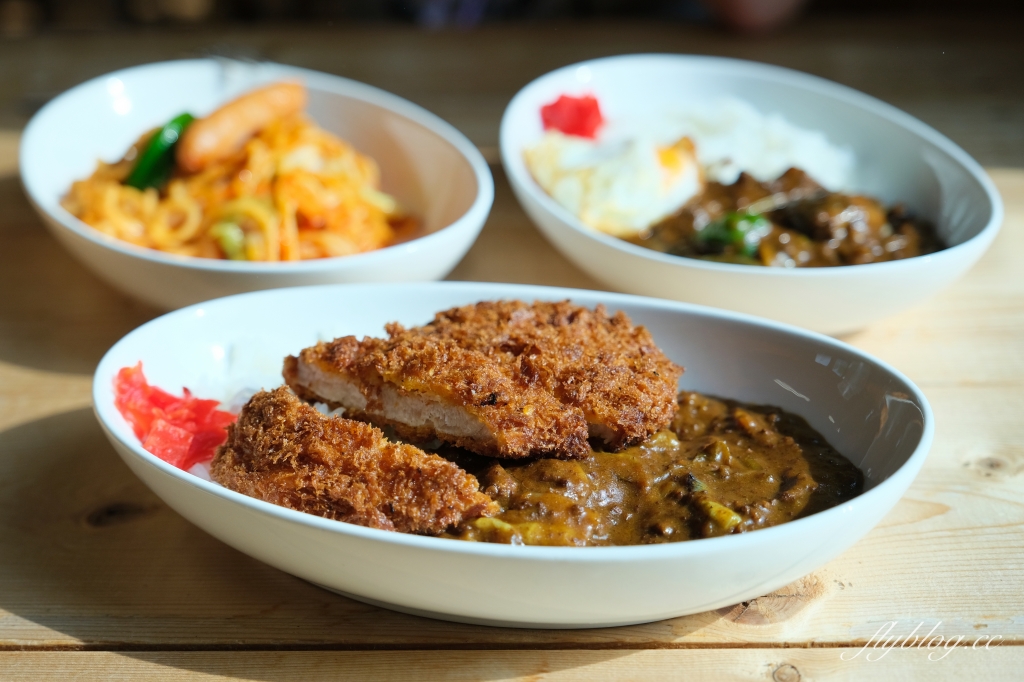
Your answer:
[630,168,944,267]
[446,391,863,546]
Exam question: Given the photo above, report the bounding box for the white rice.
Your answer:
[663,98,854,191]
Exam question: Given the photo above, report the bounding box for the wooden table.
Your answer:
[2,20,1023,680]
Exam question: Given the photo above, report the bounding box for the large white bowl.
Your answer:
[93,282,932,628]
[501,54,1003,335]
[21,59,493,310]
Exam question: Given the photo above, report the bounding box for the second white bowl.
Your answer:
[21,59,493,310]
[501,54,1002,335]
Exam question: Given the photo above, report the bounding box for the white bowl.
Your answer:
[21,59,493,311]
[93,282,932,628]
[501,54,1003,335]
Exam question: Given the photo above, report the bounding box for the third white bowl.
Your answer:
[501,54,1002,334]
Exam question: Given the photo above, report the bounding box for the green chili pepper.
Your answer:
[124,113,195,190]
[695,210,773,257]
[210,221,246,260]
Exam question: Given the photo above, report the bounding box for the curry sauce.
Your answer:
[629,168,943,267]
[445,391,863,546]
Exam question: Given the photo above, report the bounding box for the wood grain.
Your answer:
[1,153,1022,656]
[0,648,1019,681]
[2,19,1022,679]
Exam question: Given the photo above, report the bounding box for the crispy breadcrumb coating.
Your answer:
[210,387,497,533]
[285,335,590,459]
[415,300,684,448]
[284,300,683,458]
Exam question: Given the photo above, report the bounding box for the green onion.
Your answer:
[124,113,194,190]
[210,222,246,260]
[697,497,743,532]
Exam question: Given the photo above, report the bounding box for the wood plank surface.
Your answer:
[1,18,1023,678]
[0,648,1019,682]
[1,131,1022,656]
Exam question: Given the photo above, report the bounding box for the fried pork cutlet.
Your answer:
[284,300,683,458]
[210,387,497,534]
[421,301,684,448]
[285,334,590,459]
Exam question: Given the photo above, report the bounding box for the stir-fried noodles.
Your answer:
[62,84,414,261]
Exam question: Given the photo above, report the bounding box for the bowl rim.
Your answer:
[92,280,935,561]
[499,53,1004,278]
[20,58,494,274]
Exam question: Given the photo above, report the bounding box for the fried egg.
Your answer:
[524,131,703,238]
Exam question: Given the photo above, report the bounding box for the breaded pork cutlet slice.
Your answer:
[284,300,681,456]
[210,387,497,534]
[395,300,684,449]
[285,335,590,459]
